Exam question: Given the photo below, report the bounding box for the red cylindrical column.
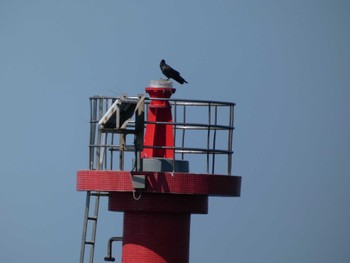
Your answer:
[142,80,176,159]
[108,191,208,263]
[122,212,190,263]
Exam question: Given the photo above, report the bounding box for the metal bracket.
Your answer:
[98,94,142,131]
[104,237,123,262]
[131,175,146,189]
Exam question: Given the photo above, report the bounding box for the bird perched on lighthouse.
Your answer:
[160,59,188,85]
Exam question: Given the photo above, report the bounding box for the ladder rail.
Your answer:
[80,191,91,263]
[88,192,100,263]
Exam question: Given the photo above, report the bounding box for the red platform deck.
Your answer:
[77,170,241,197]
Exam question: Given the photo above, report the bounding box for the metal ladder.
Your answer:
[80,97,107,263]
[80,191,109,263]
[80,131,108,263]
[79,95,145,263]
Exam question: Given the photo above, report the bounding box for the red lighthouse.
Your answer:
[77,80,241,262]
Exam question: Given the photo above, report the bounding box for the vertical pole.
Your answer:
[135,95,145,171]
[119,134,125,171]
[90,98,97,170]
[206,103,211,174]
[181,105,186,160]
[228,104,234,175]
[172,100,177,171]
[211,105,218,174]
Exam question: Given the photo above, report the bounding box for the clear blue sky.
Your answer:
[1,1,349,262]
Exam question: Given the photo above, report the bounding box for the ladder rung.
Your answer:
[90,192,109,197]
[85,241,95,245]
[88,216,97,221]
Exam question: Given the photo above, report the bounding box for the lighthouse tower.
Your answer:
[76,80,241,262]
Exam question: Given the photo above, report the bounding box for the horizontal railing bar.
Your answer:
[143,145,232,155]
[89,96,236,107]
[91,121,234,131]
[146,97,236,107]
[89,95,140,100]
[145,121,234,130]
[89,144,232,155]
[92,124,233,132]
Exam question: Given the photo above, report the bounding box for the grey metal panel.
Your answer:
[131,175,146,189]
[142,158,189,172]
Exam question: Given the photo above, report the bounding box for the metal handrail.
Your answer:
[88,95,235,175]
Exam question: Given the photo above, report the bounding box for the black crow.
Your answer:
[160,59,188,84]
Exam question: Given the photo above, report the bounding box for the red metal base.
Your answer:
[77,170,241,262]
[122,212,190,263]
[110,191,205,262]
